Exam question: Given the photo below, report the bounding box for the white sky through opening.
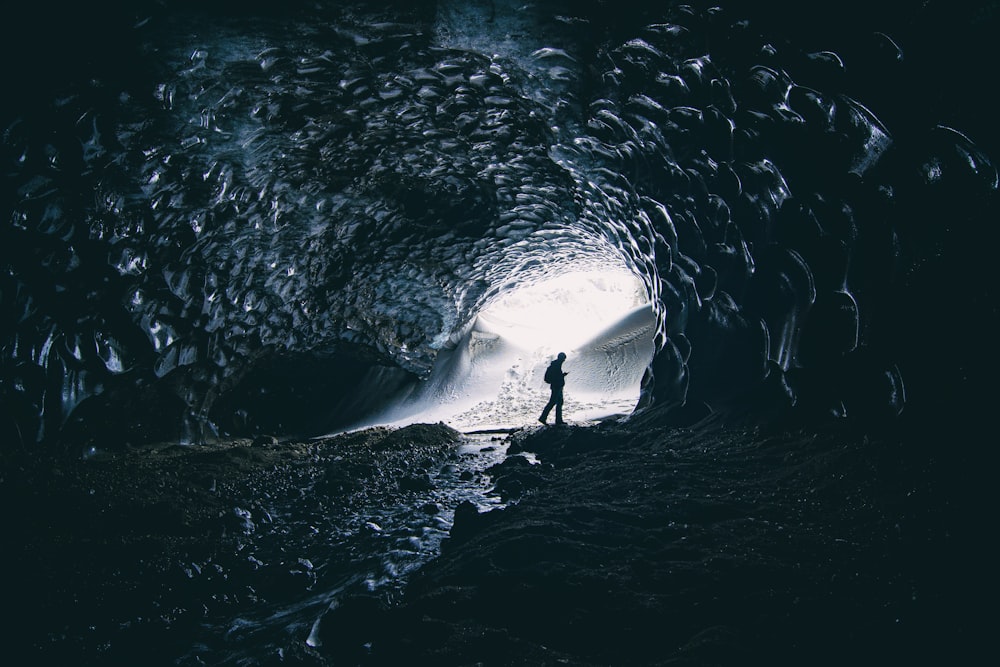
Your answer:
[477,269,649,351]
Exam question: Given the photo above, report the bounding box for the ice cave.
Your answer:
[1,1,997,665]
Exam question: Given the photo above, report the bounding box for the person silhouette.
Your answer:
[539,352,568,425]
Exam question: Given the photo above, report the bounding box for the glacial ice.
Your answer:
[1,0,996,446]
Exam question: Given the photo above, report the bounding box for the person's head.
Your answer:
[557,352,566,361]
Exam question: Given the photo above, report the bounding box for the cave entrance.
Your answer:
[349,268,656,432]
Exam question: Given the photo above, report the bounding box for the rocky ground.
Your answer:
[318,415,987,666]
[0,423,476,665]
[0,414,988,666]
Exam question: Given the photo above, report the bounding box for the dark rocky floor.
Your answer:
[0,414,989,666]
[0,423,464,666]
[319,415,988,666]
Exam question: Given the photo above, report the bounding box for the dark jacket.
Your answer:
[545,360,566,388]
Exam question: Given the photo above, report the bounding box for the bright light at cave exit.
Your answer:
[479,270,646,350]
[352,268,656,432]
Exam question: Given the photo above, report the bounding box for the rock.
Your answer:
[399,473,434,492]
[447,500,486,546]
[485,455,552,501]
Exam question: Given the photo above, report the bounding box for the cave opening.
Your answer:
[339,266,656,433]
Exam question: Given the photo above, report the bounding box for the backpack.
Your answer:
[543,363,556,385]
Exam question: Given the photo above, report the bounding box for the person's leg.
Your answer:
[554,387,564,424]
[540,390,556,423]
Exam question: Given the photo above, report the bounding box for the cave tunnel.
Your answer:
[1,0,997,451]
[1,1,998,665]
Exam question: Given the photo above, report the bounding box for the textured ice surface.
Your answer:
[2,0,996,445]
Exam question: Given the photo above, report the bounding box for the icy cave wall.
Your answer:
[1,0,997,449]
